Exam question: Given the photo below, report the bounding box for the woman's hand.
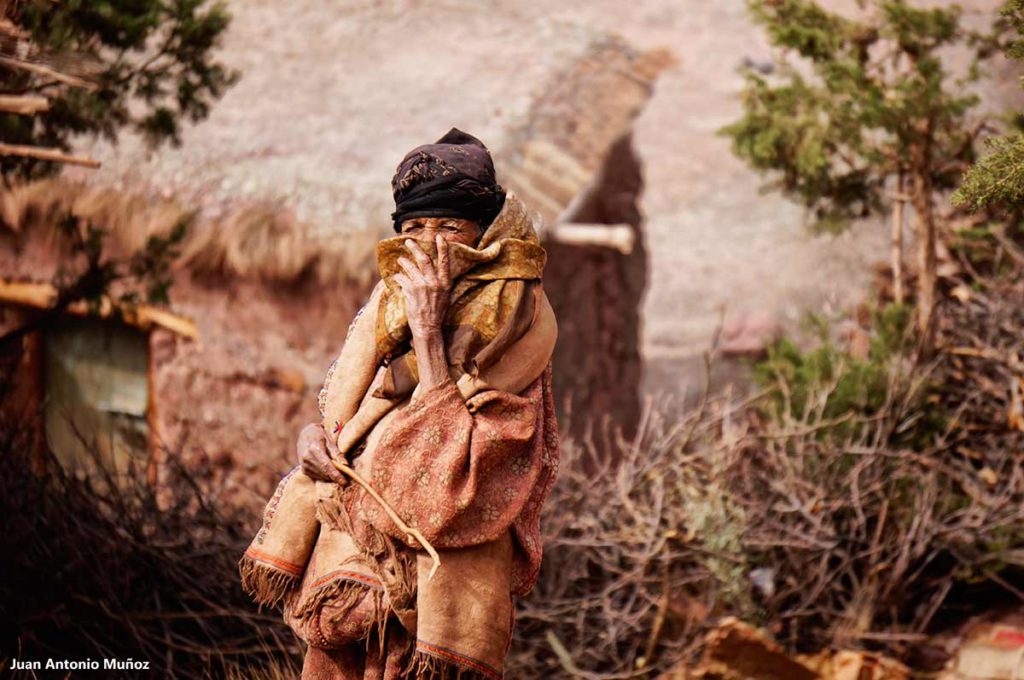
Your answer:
[296,422,348,485]
[394,235,451,340]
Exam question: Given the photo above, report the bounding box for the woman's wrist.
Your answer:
[412,326,450,392]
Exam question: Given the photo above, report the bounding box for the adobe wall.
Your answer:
[151,273,371,507]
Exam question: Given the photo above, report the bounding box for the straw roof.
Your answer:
[0,178,376,285]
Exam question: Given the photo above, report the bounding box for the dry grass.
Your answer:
[0,413,302,678]
[0,178,376,285]
[508,382,752,679]
[220,657,299,680]
[508,279,1024,677]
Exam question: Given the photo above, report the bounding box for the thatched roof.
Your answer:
[4,15,667,286]
[0,178,376,285]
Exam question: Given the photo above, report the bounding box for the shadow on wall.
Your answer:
[500,38,672,446]
[542,132,646,446]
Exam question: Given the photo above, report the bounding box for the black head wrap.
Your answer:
[390,128,507,232]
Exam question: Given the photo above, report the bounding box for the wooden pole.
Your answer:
[0,94,49,115]
[0,143,101,168]
[0,55,98,90]
[546,222,636,254]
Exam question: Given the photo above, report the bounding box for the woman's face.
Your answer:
[399,216,481,247]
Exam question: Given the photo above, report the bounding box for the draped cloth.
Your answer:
[239,193,559,679]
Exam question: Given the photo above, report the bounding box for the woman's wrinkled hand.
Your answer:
[394,235,451,341]
[296,422,348,485]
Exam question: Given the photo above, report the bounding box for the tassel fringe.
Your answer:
[287,576,390,653]
[290,575,383,629]
[238,554,300,609]
[406,650,500,680]
[316,488,418,614]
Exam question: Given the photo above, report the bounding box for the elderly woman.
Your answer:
[240,129,559,679]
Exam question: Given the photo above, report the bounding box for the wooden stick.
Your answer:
[0,55,98,90]
[0,143,100,168]
[546,222,636,255]
[331,459,442,580]
[0,94,49,115]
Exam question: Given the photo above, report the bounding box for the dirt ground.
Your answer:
[76,0,1024,402]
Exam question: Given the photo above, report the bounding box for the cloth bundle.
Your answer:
[239,192,558,678]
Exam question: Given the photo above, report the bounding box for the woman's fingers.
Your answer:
[301,457,323,481]
[302,439,321,464]
[321,432,349,486]
[327,463,348,486]
[404,239,437,279]
[393,272,412,293]
[397,257,426,283]
[435,235,450,288]
[296,422,321,464]
[298,425,327,479]
[404,239,431,266]
[395,238,449,336]
[325,431,339,458]
[300,439,347,485]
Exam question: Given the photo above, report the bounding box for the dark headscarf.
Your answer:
[390,128,507,232]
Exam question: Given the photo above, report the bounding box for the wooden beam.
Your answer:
[0,143,101,168]
[131,306,200,340]
[546,222,636,255]
[0,55,98,90]
[0,280,199,339]
[0,94,49,115]
[0,279,57,308]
